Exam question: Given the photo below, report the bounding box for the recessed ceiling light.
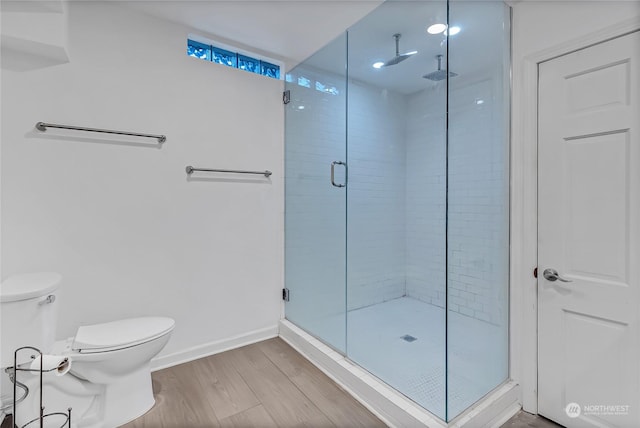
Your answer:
[445,26,461,36]
[298,105,305,110]
[427,23,447,35]
[372,61,385,69]
[475,99,484,105]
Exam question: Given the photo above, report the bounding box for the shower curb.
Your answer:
[279,319,520,428]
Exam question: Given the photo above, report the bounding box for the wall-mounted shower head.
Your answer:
[381,34,417,67]
[423,54,458,81]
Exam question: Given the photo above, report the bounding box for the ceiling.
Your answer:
[123,0,383,69]
[302,0,509,94]
[124,0,508,94]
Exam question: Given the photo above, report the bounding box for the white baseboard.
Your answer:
[279,319,521,428]
[151,325,279,371]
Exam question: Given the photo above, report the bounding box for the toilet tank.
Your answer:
[0,273,62,367]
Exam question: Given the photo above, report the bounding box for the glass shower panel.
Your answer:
[446,1,511,420]
[345,0,448,419]
[284,34,348,352]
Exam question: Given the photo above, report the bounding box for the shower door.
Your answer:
[344,0,448,419]
[284,34,348,352]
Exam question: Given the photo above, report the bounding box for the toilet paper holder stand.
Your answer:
[10,346,72,428]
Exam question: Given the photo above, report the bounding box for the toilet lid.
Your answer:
[72,317,175,353]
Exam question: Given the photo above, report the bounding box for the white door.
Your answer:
[538,31,640,428]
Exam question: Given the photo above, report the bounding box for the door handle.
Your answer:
[331,161,347,188]
[543,268,572,283]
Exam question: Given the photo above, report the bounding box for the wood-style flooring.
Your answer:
[501,411,562,428]
[122,338,385,427]
[1,338,564,428]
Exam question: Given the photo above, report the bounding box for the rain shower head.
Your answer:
[381,34,417,67]
[423,54,458,81]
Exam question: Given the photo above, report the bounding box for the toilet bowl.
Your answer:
[60,317,174,381]
[52,317,175,427]
[1,273,175,428]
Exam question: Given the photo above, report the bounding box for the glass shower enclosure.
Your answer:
[284,0,510,422]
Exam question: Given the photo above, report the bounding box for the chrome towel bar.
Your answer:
[35,122,166,143]
[186,166,272,177]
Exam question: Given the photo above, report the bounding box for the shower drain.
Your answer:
[401,334,417,342]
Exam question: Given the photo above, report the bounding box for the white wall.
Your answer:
[509,0,640,411]
[1,1,284,367]
[511,1,640,61]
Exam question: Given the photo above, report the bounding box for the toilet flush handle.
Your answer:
[38,295,56,305]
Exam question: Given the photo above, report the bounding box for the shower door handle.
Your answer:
[331,161,347,188]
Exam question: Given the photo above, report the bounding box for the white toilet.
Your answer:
[0,273,175,428]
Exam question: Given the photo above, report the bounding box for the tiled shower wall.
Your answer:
[404,75,508,325]
[347,81,407,310]
[448,77,509,325]
[285,68,407,315]
[405,85,447,308]
[286,68,507,325]
[285,63,348,350]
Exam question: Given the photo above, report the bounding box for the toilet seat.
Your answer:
[72,317,175,353]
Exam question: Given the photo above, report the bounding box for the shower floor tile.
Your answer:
[347,296,506,420]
